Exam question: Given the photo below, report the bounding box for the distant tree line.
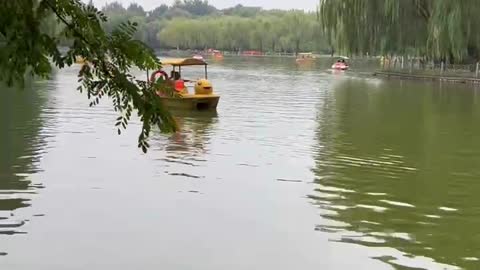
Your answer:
[96,1,329,54]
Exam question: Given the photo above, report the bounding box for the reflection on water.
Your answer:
[165,110,218,154]
[312,78,480,269]
[155,110,219,179]
[0,79,51,245]
[1,58,480,270]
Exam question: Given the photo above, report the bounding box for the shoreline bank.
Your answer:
[373,71,480,84]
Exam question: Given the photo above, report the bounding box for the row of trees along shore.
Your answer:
[319,0,480,64]
[97,0,480,64]
[94,1,330,54]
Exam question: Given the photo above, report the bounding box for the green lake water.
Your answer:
[0,57,479,269]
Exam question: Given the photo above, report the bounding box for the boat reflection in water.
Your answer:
[151,109,219,180]
[152,108,218,164]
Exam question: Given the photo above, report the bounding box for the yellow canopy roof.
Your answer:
[160,58,208,66]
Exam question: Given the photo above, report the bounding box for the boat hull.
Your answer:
[159,95,220,111]
[332,63,349,70]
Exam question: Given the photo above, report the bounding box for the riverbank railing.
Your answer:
[162,49,304,58]
[223,51,298,57]
[381,57,480,79]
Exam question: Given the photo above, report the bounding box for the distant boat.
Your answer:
[212,50,224,60]
[193,54,204,60]
[332,57,349,70]
[242,50,263,57]
[296,52,315,64]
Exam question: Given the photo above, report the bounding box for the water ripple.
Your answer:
[310,77,480,269]
[2,59,479,270]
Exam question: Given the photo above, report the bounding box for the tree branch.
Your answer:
[43,0,93,46]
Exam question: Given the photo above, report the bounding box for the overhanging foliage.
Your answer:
[0,0,177,153]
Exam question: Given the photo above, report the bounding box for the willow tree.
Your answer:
[319,0,480,62]
[0,0,176,152]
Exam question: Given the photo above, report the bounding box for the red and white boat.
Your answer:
[331,57,349,70]
[332,62,349,70]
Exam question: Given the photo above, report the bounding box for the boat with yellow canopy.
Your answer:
[150,58,220,111]
[75,56,86,64]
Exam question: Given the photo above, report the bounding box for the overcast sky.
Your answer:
[86,0,317,11]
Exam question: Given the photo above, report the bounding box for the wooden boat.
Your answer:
[157,93,220,110]
[150,58,220,111]
[75,56,86,64]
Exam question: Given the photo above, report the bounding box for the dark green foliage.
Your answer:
[172,0,217,17]
[102,1,126,14]
[0,0,177,153]
[127,3,146,17]
[319,0,480,62]
[148,4,169,21]
[223,5,262,17]
[163,7,193,19]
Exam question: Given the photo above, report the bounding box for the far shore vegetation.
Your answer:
[52,1,331,55]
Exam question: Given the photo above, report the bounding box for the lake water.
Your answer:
[1,57,480,270]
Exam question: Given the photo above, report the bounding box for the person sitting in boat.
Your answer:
[166,71,190,94]
[170,70,193,83]
[170,71,180,80]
